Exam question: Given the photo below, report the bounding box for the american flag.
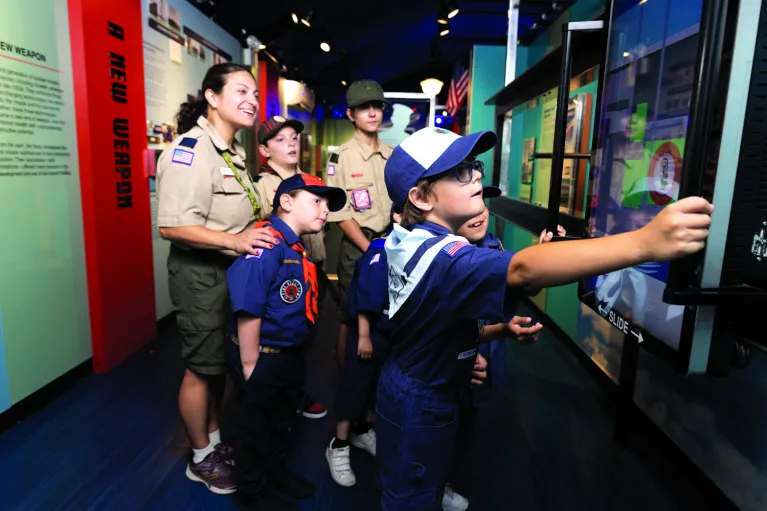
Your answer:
[445,64,469,117]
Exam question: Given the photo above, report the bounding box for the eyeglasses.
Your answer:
[450,160,484,183]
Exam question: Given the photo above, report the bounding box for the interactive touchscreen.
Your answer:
[581,0,703,351]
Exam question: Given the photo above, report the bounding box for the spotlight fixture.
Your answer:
[245,35,262,50]
[301,10,313,27]
[447,0,459,18]
[341,80,347,86]
[440,24,450,36]
[438,12,448,24]
[420,78,444,96]
[291,12,298,23]
[442,111,448,116]
[321,41,330,52]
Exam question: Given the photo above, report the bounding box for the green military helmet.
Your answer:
[346,80,386,108]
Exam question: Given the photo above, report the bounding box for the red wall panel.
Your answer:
[68,0,156,372]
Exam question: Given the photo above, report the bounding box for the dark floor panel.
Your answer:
[1,300,717,510]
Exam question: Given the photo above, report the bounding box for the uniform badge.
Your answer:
[369,253,381,265]
[172,148,194,166]
[441,241,470,257]
[457,348,477,360]
[327,164,336,176]
[351,188,372,212]
[219,167,235,178]
[245,248,263,259]
[280,279,303,303]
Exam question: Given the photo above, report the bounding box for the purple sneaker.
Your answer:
[215,442,234,464]
[185,450,237,495]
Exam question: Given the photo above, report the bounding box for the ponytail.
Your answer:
[176,96,207,134]
[174,62,254,135]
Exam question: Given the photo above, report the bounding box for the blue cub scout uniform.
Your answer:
[335,237,392,422]
[473,230,508,407]
[376,221,521,511]
[227,216,312,347]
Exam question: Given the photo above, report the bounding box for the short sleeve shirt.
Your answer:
[156,116,259,239]
[348,237,391,335]
[388,222,521,389]
[325,134,393,234]
[227,216,313,347]
[252,160,326,262]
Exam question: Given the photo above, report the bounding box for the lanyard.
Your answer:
[222,150,261,217]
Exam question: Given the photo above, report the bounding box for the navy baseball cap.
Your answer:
[483,185,501,199]
[273,174,347,212]
[384,127,497,208]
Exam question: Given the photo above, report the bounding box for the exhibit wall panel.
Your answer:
[0,0,92,404]
[468,45,506,187]
[141,0,243,319]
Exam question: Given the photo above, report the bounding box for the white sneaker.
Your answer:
[350,429,377,456]
[326,440,356,487]
[442,486,469,511]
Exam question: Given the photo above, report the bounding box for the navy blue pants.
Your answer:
[335,326,391,422]
[376,360,459,511]
[227,342,305,501]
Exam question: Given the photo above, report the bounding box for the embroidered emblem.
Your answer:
[370,253,381,265]
[245,248,263,259]
[280,279,303,303]
[441,241,470,257]
[458,348,477,360]
[172,148,194,166]
[327,164,336,176]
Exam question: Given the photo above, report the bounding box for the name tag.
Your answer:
[220,167,235,177]
[457,348,477,360]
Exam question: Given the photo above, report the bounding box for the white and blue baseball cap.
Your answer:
[384,127,497,208]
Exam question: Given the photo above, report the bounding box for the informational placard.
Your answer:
[141,0,242,319]
[0,0,91,406]
[581,0,703,350]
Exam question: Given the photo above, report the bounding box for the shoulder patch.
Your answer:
[172,148,195,166]
[441,241,471,258]
[245,248,264,259]
[369,253,381,265]
[253,174,264,183]
[178,137,198,149]
[329,153,339,164]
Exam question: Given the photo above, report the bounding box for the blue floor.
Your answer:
[0,301,713,510]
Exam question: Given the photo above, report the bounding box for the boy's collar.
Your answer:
[268,215,301,245]
[413,221,452,236]
[267,159,300,179]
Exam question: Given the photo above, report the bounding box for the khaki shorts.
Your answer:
[336,228,383,325]
[168,245,235,376]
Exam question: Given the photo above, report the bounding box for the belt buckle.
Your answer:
[259,345,282,354]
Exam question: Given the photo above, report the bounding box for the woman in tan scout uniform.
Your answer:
[253,115,329,419]
[156,63,278,495]
[325,80,393,366]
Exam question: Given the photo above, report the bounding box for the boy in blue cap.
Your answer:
[326,205,402,488]
[227,174,345,511]
[377,126,713,510]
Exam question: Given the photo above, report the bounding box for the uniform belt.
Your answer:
[259,345,283,354]
[361,226,389,240]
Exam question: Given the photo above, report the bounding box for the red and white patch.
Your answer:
[280,279,303,304]
[351,173,363,178]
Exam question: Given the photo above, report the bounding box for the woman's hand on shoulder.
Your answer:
[230,227,280,255]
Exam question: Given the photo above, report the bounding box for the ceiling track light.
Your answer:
[440,25,450,36]
[320,34,332,52]
[301,10,313,27]
[447,0,459,18]
[291,12,298,23]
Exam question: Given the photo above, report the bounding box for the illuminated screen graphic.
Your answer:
[583,0,703,350]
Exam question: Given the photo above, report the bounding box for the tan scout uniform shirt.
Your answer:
[156,116,259,253]
[326,134,393,234]
[253,160,326,262]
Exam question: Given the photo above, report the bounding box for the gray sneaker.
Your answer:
[185,451,237,495]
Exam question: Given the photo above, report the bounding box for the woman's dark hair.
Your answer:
[176,63,253,134]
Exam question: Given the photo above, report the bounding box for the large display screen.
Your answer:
[582,0,703,350]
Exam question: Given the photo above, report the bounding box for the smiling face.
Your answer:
[206,70,259,131]
[456,207,490,243]
[260,126,299,168]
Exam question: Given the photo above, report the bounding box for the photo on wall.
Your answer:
[521,137,536,184]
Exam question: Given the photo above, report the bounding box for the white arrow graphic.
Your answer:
[598,304,606,315]
[631,329,644,344]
